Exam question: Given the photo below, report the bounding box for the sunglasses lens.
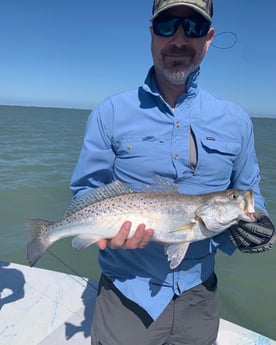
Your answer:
[153,17,210,38]
[153,18,178,37]
[184,19,210,38]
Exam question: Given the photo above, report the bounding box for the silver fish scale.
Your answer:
[58,192,201,243]
[71,192,195,218]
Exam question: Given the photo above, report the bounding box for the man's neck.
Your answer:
[154,73,187,108]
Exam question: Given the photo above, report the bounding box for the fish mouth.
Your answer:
[239,212,256,222]
[241,190,255,222]
[245,190,255,213]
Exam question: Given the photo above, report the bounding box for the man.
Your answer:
[71,1,275,344]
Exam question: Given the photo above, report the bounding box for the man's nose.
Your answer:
[170,24,189,45]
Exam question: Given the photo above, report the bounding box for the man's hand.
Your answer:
[97,221,154,250]
[229,208,276,253]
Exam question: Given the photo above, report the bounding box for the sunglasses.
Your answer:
[153,16,211,38]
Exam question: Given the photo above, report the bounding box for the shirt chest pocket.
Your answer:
[197,139,241,186]
[112,136,173,172]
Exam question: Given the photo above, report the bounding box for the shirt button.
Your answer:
[175,121,180,128]
[173,154,179,160]
[175,283,181,293]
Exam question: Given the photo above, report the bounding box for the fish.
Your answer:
[26,180,255,269]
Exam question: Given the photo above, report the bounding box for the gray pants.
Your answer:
[91,273,219,345]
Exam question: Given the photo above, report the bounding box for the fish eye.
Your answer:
[230,192,238,200]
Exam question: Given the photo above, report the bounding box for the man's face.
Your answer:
[150,6,214,86]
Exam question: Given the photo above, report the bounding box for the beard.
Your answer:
[161,62,196,85]
[154,45,198,86]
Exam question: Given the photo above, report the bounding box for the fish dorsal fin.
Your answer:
[142,176,179,193]
[65,181,133,216]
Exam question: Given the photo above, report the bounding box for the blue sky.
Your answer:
[0,0,275,116]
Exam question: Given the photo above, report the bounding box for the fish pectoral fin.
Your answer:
[72,235,99,251]
[169,222,196,233]
[165,242,190,269]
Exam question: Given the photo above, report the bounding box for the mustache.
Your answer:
[163,45,195,56]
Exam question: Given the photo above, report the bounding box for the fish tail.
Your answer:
[26,219,53,267]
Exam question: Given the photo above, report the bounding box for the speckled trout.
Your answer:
[26,180,255,269]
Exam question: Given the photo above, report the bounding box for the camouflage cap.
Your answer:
[152,0,213,22]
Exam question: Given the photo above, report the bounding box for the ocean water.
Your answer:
[0,105,275,339]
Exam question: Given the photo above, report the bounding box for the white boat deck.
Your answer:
[1,261,275,345]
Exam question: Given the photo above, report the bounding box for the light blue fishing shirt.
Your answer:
[70,67,266,320]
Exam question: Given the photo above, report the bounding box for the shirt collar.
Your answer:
[143,66,200,99]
